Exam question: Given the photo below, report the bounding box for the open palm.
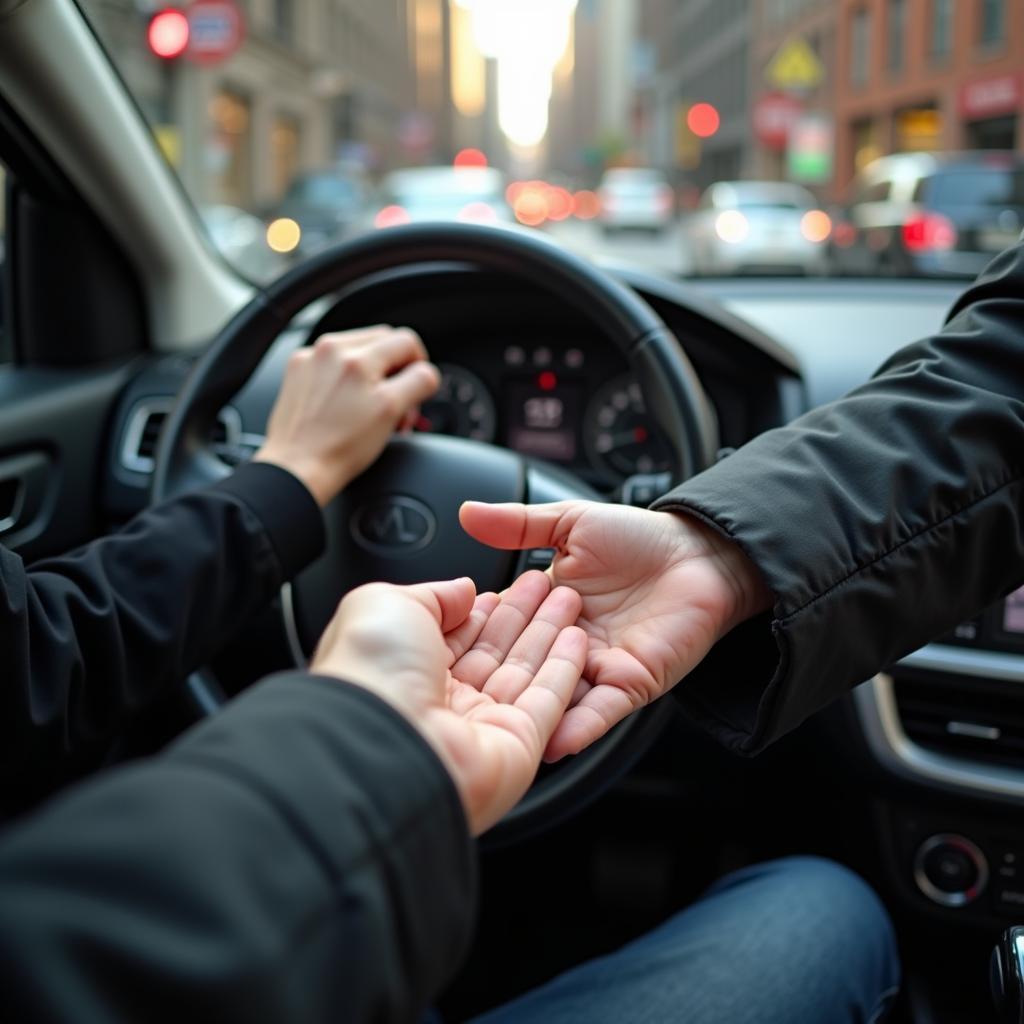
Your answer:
[460,501,772,761]
[310,572,586,835]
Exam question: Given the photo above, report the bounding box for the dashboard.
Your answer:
[417,344,670,491]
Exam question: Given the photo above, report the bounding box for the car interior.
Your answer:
[2,2,1023,1022]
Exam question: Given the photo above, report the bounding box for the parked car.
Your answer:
[687,180,831,276]
[828,151,1024,278]
[596,167,675,235]
[367,166,513,229]
[270,169,369,257]
[199,205,286,284]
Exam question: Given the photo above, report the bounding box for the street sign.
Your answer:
[187,0,244,66]
[766,37,824,91]
[787,114,833,184]
[753,92,803,151]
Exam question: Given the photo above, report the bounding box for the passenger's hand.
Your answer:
[459,501,773,761]
[310,571,587,835]
[254,325,440,506]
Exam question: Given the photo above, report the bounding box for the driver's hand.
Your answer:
[254,325,440,506]
[459,501,773,762]
[310,571,586,835]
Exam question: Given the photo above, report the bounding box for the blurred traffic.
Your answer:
[79,0,1024,284]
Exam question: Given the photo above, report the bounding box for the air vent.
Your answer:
[894,673,1024,770]
[120,400,241,475]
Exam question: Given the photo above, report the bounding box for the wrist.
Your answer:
[667,510,774,635]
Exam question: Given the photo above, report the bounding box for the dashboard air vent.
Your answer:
[894,674,1024,770]
[121,400,240,475]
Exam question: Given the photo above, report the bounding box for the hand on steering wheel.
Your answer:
[460,500,773,761]
[310,571,585,835]
[254,325,439,506]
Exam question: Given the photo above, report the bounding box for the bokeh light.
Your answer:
[265,217,301,253]
[147,9,189,59]
[687,102,721,139]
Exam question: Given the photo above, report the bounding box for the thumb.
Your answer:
[459,501,579,551]
[405,577,477,633]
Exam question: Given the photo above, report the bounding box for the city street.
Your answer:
[545,217,695,277]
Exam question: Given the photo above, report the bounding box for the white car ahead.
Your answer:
[688,181,831,276]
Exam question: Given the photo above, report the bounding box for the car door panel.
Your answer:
[0,360,137,561]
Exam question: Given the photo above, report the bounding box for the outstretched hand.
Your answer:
[459,501,773,762]
[310,571,586,835]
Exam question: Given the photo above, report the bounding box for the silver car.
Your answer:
[596,168,675,235]
[688,181,831,276]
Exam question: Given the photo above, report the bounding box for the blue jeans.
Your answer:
[469,856,900,1024]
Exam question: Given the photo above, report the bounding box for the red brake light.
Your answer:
[902,212,957,252]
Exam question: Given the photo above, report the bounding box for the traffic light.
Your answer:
[687,102,720,139]
[147,8,189,60]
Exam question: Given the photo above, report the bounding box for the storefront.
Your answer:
[959,72,1020,152]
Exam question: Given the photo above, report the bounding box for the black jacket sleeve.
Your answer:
[652,239,1024,755]
[0,461,325,781]
[0,673,476,1024]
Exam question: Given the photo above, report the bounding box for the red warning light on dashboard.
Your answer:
[148,9,190,59]
[538,371,558,391]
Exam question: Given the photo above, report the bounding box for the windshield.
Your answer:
[80,0,1023,282]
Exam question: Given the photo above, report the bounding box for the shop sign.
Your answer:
[753,92,804,151]
[958,73,1022,120]
[187,0,245,66]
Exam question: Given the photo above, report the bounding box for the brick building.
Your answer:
[833,0,1023,197]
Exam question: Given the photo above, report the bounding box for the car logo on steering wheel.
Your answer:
[350,496,437,556]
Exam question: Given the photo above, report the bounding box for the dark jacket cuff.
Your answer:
[212,462,325,579]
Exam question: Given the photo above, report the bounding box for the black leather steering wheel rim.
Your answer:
[152,222,717,846]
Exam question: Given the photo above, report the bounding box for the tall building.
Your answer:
[657,0,753,189]
[833,0,1024,193]
[79,0,416,208]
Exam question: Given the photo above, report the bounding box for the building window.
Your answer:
[270,114,301,199]
[207,88,252,208]
[978,0,1005,47]
[850,8,870,88]
[930,0,953,59]
[887,0,906,73]
[272,0,293,42]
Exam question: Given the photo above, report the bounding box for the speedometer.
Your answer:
[583,374,671,479]
[415,364,496,443]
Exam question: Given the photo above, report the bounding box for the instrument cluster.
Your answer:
[413,338,671,489]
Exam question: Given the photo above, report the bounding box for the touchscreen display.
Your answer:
[1003,585,1024,634]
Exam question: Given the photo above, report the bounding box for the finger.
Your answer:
[569,677,591,707]
[512,626,588,753]
[459,501,580,551]
[481,586,583,704]
[450,570,551,687]
[405,577,477,633]
[310,325,392,350]
[357,327,429,378]
[543,685,640,762]
[379,361,441,417]
[444,591,500,664]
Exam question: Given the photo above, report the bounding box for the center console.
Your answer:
[854,585,1024,923]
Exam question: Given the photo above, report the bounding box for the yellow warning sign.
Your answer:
[766,37,824,90]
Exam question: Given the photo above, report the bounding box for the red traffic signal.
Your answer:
[687,102,721,139]
[147,8,190,60]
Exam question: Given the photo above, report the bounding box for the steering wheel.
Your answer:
[152,223,717,846]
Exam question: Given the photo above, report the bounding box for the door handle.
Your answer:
[0,475,24,534]
[0,451,52,545]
